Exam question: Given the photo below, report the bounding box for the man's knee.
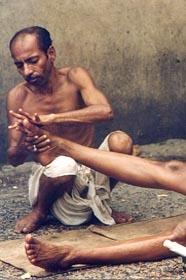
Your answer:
[165,160,186,173]
[44,156,78,178]
[108,130,133,154]
[163,160,186,194]
[42,155,78,193]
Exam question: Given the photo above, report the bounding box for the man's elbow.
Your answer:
[7,148,23,166]
[7,153,19,167]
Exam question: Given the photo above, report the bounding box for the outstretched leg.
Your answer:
[25,124,186,195]
[25,220,186,270]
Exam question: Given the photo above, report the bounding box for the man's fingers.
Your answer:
[33,136,50,146]
[25,143,51,153]
[18,108,31,118]
[35,139,51,148]
[10,109,43,127]
[19,109,42,125]
[8,123,18,129]
[25,135,49,144]
[36,146,51,153]
[9,110,25,120]
[19,108,35,123]
[8,121,24,132]
[25,134,51,152]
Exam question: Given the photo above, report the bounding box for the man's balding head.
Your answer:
[9,26,52,54]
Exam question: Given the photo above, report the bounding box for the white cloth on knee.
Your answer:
[28,156,78,206]
[28,134,115,226]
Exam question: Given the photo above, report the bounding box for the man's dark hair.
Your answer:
[9,26,52,54]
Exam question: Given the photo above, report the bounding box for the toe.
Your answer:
[26,249,35,255]
[25,234,33,242]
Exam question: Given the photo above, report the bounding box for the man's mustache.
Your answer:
[25,75,41,83]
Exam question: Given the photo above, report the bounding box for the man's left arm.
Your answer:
[51,67,114,124]
[16,67,114,125]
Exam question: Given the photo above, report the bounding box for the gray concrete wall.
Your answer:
[0,0,186,163]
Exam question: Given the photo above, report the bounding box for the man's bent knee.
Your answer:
[108,130,133,154]
[43,156,78,178]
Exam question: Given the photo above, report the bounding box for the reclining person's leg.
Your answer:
[24,219,186,270]
[22,119,186,195]
[46,136,186,195]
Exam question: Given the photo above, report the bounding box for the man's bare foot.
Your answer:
[111,210,133,224]
[21,119,58,165]
[15,208,47,233]
[25,234,75,270]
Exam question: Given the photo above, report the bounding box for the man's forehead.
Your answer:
[11,34,40,56]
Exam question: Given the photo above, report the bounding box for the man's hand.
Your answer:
[8,110,48,153]
[9,109,54,153]
[25,134,51,153]
[9,108,41,127]
[25,131,51,153]
[9,108,55,126]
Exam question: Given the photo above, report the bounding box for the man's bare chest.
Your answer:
[22,90,82,115]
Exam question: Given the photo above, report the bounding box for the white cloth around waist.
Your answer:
[28,134,115,226]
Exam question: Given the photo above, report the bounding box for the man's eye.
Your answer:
[29,59,38,64]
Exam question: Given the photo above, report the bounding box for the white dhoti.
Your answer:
[28,134,115,226]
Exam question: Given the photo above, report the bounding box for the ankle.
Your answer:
[71,248,94,266]
[58,245,79,267]
[32,206,48,219]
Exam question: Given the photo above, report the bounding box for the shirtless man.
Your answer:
[17,121,186,271]
[7,26,133,233]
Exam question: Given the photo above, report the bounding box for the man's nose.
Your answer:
[23,64,33,76]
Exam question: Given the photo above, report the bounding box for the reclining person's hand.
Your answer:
[172,220,186,244]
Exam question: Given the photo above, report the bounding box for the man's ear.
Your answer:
[47,46,56,62]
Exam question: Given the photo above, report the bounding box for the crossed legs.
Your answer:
[15,121,134,232]
[15,173,75,233]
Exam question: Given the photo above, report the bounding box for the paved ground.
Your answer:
[0,139,186,280]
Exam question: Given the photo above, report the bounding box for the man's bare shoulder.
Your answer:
[7,82,28,107]
[66,66,94,88]
[8,82,27,97]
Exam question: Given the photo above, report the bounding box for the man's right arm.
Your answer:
[6,88,28,166]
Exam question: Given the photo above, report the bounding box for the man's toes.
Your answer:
[22,227,31,233]
[22,223,39,233]
[25,243,36,250]
[14,227,22,234]
[29,257,37,264]
[26,249,36,257]
[25,234,33,243]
